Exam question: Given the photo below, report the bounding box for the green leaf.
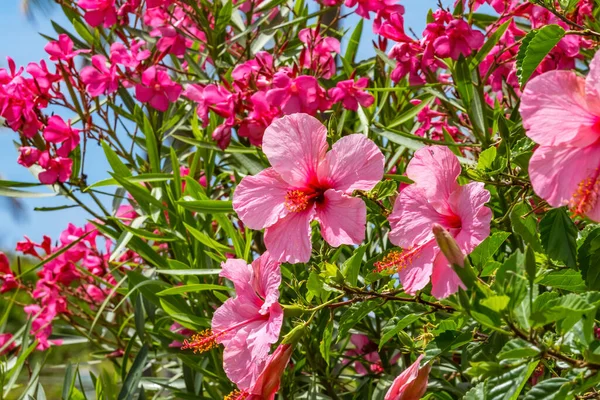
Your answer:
[470,231,511,268]
[342,245,366,286]
[537,269,586,292]
[530,293,595,328]
[118,344,148,400]
[523,378,571,400]
[344,19,363,64]
[156,284,229,296]
[471,19,511,68]
[477,146,497,171]
[0,187,57,198]
[102,141,131,177]
[319,321,333,366]
[579,227,600,290]
[215,0,233,34]
[481,295,510,312]
[497,339,540,360]
[510,202,542,251]
[337,300,381,342]
[178,199,234,213]
[379,314,421,351]
[539,207,578,268]
[486,360,539,400]
[184,222,232,253]
[516,25,566,87]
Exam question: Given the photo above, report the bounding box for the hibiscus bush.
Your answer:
[3,0,600,398]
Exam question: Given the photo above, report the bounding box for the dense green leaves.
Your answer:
[539,208,578,268]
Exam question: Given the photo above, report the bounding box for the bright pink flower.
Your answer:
[184,84,234,127]
[233,114,384,263]
[80,55,119,97]
[384,354,431,400]
[239,91,280,146]
[17,146,41,168]
[151,26,190,57]
[266,73,329,115]
[0,253,18,293]
[183,253,283,388]
[386,146,491,298]
[146,0,171,7]
[345,0,398,19]
[374,11,411,42]
[432,19,484,60]
[329,78,375,111]
[135,67,182,111]
[245,344,293,399]
[38,151,73,184]
[78,0,117,28]
[520,50,600,221]
[110,41,150,69]
[0,333,16,355]
[43,116,80,157]
[345,335,384,374]
[44,34,87,61]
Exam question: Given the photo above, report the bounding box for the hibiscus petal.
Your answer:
[262,114,328,187]
[406,146,460,212]
[389,186,445,248]
[448,182,492,254]
[529,144,600,215]
[264,208,315,263]
[586,51,600,104]
[318,134,384,192]
[521,70,600,147]
[220,259,253,298]
[233,168,290,230]
[430,252,464,299]
[251,252,282,313]
[221,329,267,389]
[316,190,367,247]
[398,240,436,295]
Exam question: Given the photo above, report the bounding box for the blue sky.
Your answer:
[0,0,442,248]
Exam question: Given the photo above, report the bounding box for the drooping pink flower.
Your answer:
[384,354,431,400]
[385,146,491,298]
[183,253,283,389]
[0,333,16,355]
[520,50,600,221]
[374,11,411,42]
[135,67,182,111]
[44,34,87,62]
[43,116,80,157]
[184,83,234,127]
[77,0,117,28]
[17,146,41,168]
[329,78,375,111]
[233,113,385,263]
[38,152,73,184]
[239,91,280,146]
[80,55,119,97]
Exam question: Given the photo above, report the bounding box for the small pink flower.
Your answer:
[386,146,491,298]
[77,0,117,28]
[0,333,16,355]
[432,18,484,60]
[43,116,80,157]
[266,73,329,115]
[17,146,41,167]
[374,11,411,42]
[298,28,340,79]
[38,151,73,184]
[183,253,283,389]
[135,66,182,111]
[80,55,119,97]
[44,34,88,61]
[345,0,398,19]
[385,354,430,400]
[329,78,375,111]
[520,50,600,221]
[184,84,234,127]
[233,113,384,263]
[0,253,18,293]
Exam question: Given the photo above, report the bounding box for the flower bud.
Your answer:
[432,223,464,267]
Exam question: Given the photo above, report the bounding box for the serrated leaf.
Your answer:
[516,25,565,87]
[510,202,542,251]
[537,269,586,292]
[498,339,540,360]
[486,360,539,400]
[379,314,421,350]
[539,207,577,268]
[481,295,510,312]
[342,245,366,286]
[470,231,511,268]
[578,227,600,290]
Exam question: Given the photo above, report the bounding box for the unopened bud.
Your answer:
[432,224,465,267]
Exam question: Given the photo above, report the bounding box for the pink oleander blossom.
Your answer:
[44,34,88,61]
[345,0,398,19]
[77,0,117,28]
[329,78,375,111]
[184,253,283,389]
[135,66,182,111]
[385,354,431,400]
[43,116,80,157]
[17,146,41,168]
[385,146,491,299]
[432,18,484,60]
[233,113,385,263]
[0,252,18,293]
[80,55,119,97]
[0,333,16,355]
[38,151,73,184]
[266,73,330,115]
[520,50,600,221]
[298,28,340,79]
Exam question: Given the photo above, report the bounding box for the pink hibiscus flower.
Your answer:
[182,253,283,389]
[520,50,600,221]
[385,354,431,400]
[233,113,385,263]
[384,146,491,299]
